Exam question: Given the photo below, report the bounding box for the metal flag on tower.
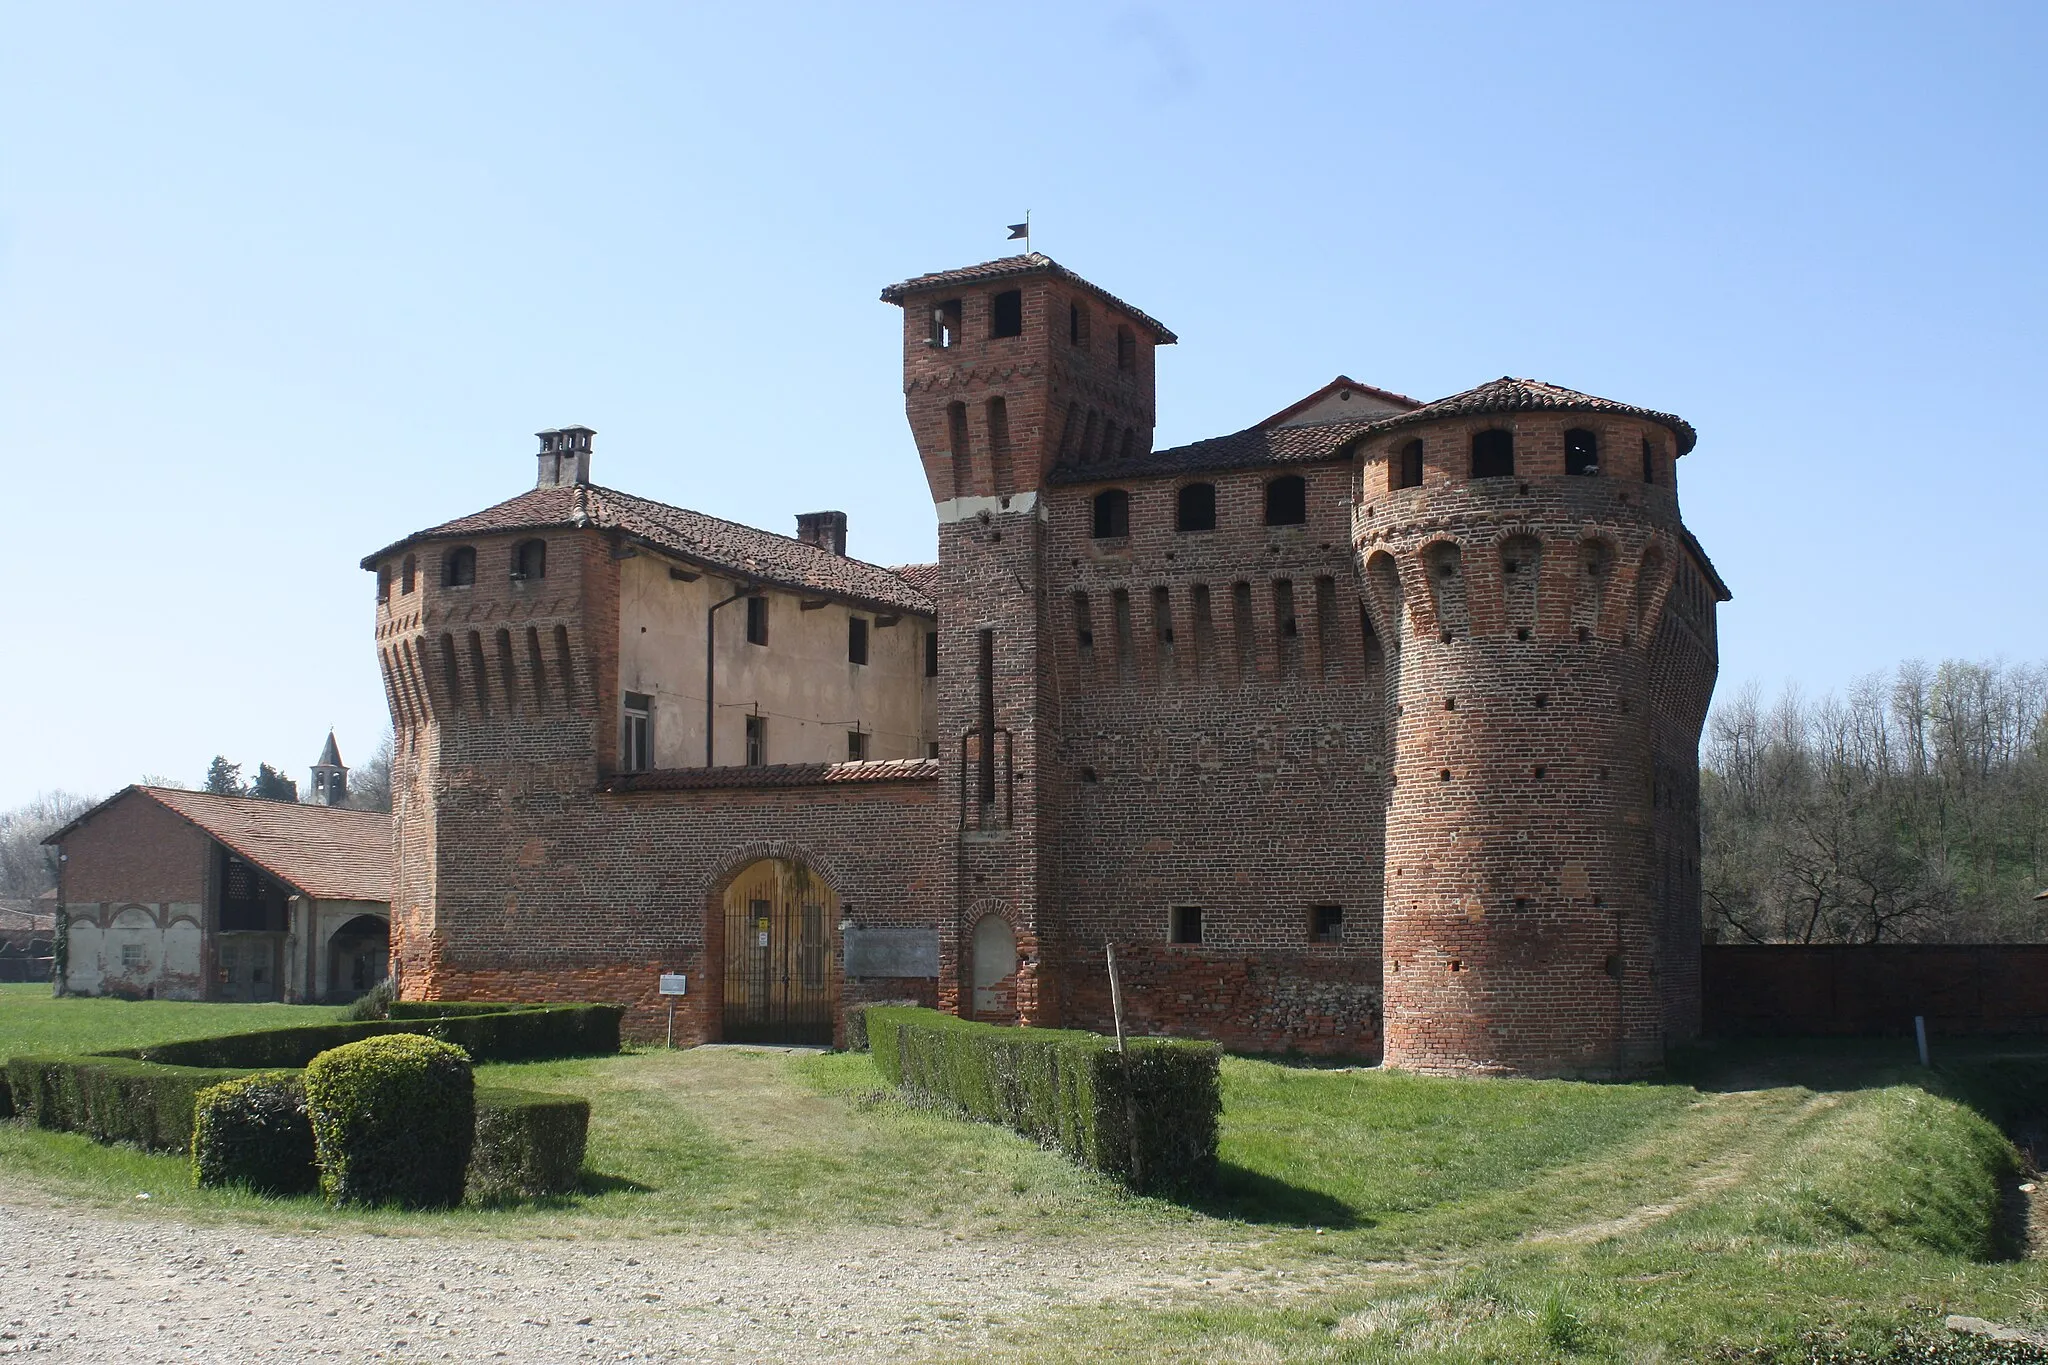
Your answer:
[1007,211,1030,252]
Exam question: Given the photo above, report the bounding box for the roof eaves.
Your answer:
[879,254,1177,344]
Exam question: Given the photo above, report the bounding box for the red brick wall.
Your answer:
[1357,412,1717,1078]
[1703,945,2048,1038]
[60,792,211,905]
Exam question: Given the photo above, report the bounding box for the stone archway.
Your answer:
[327,914,390,1002]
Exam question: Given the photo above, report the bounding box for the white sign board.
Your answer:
[658,973,688,996]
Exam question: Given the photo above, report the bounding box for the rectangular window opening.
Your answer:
[1169,905,1203,945]
[622,691,652,773]
[991,289,1023,338]
[746,595,769,646]
[1310,905,1344,944]
[930,298,961,349]
[848,616,869,666]
[745,713,767,766]
[1072,592,1095,653]
[846,730,867,762]
[925,630,938,677]
[1152,585,1174,646]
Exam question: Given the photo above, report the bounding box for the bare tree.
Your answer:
[0,793,97,899]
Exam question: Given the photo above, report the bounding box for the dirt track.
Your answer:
[0,1183,1248,1363]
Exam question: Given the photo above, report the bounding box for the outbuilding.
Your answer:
[44,786,392,1003]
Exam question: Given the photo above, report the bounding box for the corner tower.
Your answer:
[881,254,1175,1022]
[1354,380,1726,1077]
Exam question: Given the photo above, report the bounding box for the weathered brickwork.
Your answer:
[366,255,1722,1075]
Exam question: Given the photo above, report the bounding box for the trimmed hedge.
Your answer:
[121,1004,622,1070]
[467,1087,591,1203]
[191,1072,317,1195]
[863,1006,1220,1194]
[5,1054,253,1151]
[306,1034,474,1209]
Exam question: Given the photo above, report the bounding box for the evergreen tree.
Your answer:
[202,756,244,796]
[249,764,298,803]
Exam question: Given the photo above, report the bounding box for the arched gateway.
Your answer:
[719,859,838,1044]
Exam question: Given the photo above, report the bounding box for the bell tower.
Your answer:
[881,254,1175,1022]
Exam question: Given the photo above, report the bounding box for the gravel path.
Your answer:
[0,1184,1272,1363]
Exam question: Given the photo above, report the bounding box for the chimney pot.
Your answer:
[537,425,595,488]
[795,510,849,556]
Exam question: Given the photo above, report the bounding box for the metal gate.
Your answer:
[721,860,836,1044]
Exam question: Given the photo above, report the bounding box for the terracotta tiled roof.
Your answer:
[1374,377,1697,455]
[47,788,392,903]
[363,484,935,617]
[1258,376,1422,428]
[1048,418,1381,486]
[601,759,940,792]
[0,901,55,934]
[889,562,941,596]
[879,253,1177,344]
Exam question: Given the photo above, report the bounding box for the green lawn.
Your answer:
[0,981,346,1054]
[3,987,2044,1360]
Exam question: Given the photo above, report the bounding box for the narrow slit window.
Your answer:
[947,401,972,498]
[1116,326,1137,373]
[1072,592,1095,653]
[376,565,392,603]
[1641,436,1658,484]
[985,396,1012,493]
[1191,583,1214,663]
[1176,482,1216,532]
[1152,585,1174,645]
[925,630,938,677]
[1264,475,1307,526]
[1092,488,1130,538]
[554,624,578,702]
[1274,578,1298,640]
[990,289,1023,338]
[746,595,769,646]
[526,626,549,708]
[1565,428,1599,477]
[1069,300,1091,347]
[1231,581,1254,672]
[744,713,766,766]
[848,616,869,665]
[400,554,416,594]
[1111,588,1134,665]
[1471,429,1514,478]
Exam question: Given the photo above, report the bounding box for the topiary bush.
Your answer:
[340,978,396,1021]
[467,1087,591,1203]
[863,1006,1221,1195]
[305,1034,475,1209]
[191,1071,317,1195]
[123,1004,623,1070]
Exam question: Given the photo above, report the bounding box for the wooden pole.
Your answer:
[1106,943,1143,1190]
[667,999,676,1051]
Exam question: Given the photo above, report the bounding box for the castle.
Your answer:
[363,253,1725,1077]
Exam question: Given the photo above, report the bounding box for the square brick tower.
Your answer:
[881,255,1176,1022]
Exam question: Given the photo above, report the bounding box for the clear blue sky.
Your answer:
[3,2,2043,808]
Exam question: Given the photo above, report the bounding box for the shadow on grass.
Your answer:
[578,1170,655,1196]
[1177,1160,1364,1229]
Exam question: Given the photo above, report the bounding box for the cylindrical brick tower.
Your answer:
[1354,379,1724,1078]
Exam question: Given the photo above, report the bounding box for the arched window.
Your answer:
[443,546,476,588]
[1091,488,1130,539]
[400,554,416,594]
[1264,474,1306,526]
[1395,439,1424,490]
[1176,482,1216,532]
[1565,428,1598,476]
[376,565,392,603]
[512,538,546,581]
[1471,429,1514,479]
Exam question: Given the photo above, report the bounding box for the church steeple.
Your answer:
[310,731,349,807]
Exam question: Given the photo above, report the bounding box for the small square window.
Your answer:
[120,943,145,970]
[1169,905,1203,945]
[926,740,940,760]
[1310,905,1344,944]
[847,730,867,761]
[848,616,869,666]
[746,596,768,646]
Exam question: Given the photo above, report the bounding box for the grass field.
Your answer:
[3,984,2045,1360]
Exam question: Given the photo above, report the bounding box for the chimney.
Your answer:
[536,426,594,488]
[795,510,848,556]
